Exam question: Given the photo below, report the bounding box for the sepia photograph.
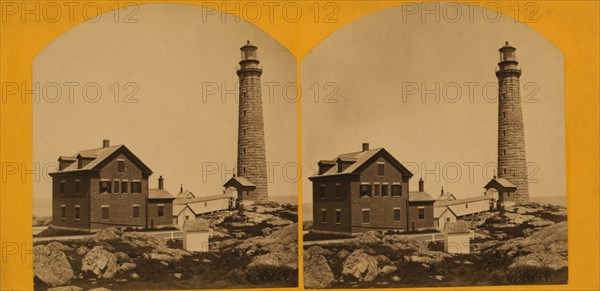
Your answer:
[301,3,567,289]
[32,4,298,290]
[2,1,598,291]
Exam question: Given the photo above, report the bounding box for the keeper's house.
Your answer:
[309,143,435,235]
[49,140,174,230]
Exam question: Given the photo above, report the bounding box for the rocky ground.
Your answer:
[34,203,298,291]
[303,202,567,289]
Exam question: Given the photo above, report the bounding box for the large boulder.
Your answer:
[247,250,298,270]
[304,254,334,289]
[81,246,118,279]
[509,252,568,271]
[45,241,72,253]
[91,227,122,241]
[33,245,74,286]
[341,249,379,282]
[352,231,382,244]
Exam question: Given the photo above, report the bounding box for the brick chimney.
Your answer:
[362,143,369,151]
[419,178,424,192]
[102,139,110,148]
[158,175,164,190]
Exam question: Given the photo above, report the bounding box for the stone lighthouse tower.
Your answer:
[236,41,268,201]
[495,42,529,202]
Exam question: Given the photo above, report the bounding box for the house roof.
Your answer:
[409,191,436,202]
[484,177,517,190]
[183,219,210,232]
[434,195,493,207]
[174,193,232,205]
[176,190,195,199]
[51,144,153,175]
[309,148,413,179]
[438,193,457,200]
[223,176,256,188]
[174,204,197,216]
[433,206,457,218]
[148,188,175,200]
[444,221,471,234]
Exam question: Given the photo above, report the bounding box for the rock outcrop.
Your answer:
[304,252,334,289]
[341,249,379,282]
[33,244,75,286]
[81,246,118,279]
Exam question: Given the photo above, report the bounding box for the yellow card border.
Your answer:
[1,1,598,290]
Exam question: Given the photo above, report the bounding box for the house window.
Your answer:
[377,163,385,176]
[503,130,506,136]
[508,192,511,197]
[61,205,66,220]
[101,206,109,220]
[418,208,425,220]
[381,184,389,197]
[242,110,246,117]
[74,180,80,194]
[373,183,380,197]
[121,181,128,193]
[131,181,141,194]
[335,209,341,224]
[335,184,341,198]
[59,181,66,194]
[362,209,370,224]
[243,129,246,135]
[100,181,111,194]
[393,208,401,222]
[185,215,190,221]
[446,217,451,223]
[465,203,469,209]
[118,160,125,173]
[320,185,326,199]
[243,167,246,173]
[158,204,164,218]
[75,205,80,221]
[360,184,372,197]
[503,168,507,175]
[204,202,207,207]
[502,112,506,118]
[321,209,327,224]
[78,159,83,169]
[113,180,120,193]
[391,184,402,196]
[132,205,140,219]
[242,148,246,154]
[503,149,507,156]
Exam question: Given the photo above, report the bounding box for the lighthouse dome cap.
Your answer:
[499,41,516,51]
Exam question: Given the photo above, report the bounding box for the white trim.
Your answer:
[392,182,401,185]
[100,179,110,182]
[360,182,371,185]
[418,206,425,209]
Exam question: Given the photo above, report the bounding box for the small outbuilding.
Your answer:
[443,221,471,254]
[183,219,211,252]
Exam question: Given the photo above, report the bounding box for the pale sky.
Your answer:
[301,4,565,205]
[33,4,297,216]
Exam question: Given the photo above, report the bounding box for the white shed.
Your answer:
[183,219,211,252]
[443,221,471,254]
